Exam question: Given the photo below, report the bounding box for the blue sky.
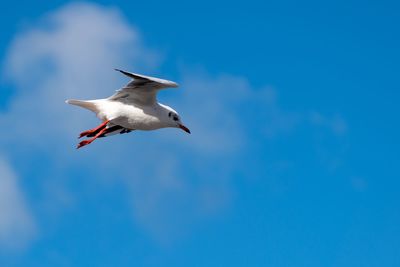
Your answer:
[0,1,399,266]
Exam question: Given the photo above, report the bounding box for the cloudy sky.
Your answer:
[0,1,399,266]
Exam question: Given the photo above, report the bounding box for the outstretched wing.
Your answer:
[108,69,179,106]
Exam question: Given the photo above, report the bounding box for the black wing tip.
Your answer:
[114,68,125,73]
[114,68,137,79]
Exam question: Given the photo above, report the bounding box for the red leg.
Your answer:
[78,120,109,139]
[77,126,109,149]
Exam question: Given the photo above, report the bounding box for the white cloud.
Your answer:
[1,1,169,244]
[173,70,250,153]
[0,156,36,249]
[309,111,347,136]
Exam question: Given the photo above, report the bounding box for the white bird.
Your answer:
[66,69,190,149]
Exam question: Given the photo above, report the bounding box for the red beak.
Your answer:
[179,124,191,134]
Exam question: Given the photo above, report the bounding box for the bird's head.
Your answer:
[162,106,190,134]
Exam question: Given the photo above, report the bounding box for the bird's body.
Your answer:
[69,99,171,130]
[66,69,190,148]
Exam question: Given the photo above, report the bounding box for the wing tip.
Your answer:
[114,68,137,80]
[114,68,130,75]
[114,68,126,75]
[114,68,179,88]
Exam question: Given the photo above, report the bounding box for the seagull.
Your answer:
[66,69,190,149]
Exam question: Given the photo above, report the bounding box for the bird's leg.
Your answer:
[78,120,110,139]
[96,125,124,138]
[77,126,109,149]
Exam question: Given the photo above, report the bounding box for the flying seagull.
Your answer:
[66,69,190,149]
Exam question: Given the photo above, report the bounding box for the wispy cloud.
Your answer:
[309,111,347,136]
[1,1,165,246]
[0,156,36,249]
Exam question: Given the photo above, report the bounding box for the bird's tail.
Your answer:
[65,99,98,113]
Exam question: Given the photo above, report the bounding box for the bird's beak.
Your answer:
[179,124,191,134]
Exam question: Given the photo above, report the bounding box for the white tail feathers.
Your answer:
[65,99,98,113]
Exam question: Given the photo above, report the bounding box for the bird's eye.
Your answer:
[173,116,179,121]
[168,112,172,117]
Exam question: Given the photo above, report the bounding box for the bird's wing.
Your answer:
[108,69,179,106]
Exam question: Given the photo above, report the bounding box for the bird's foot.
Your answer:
[76,121,111,149]
[77,140,92,149]
[79,130,94,139]
[78,120,110,139]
